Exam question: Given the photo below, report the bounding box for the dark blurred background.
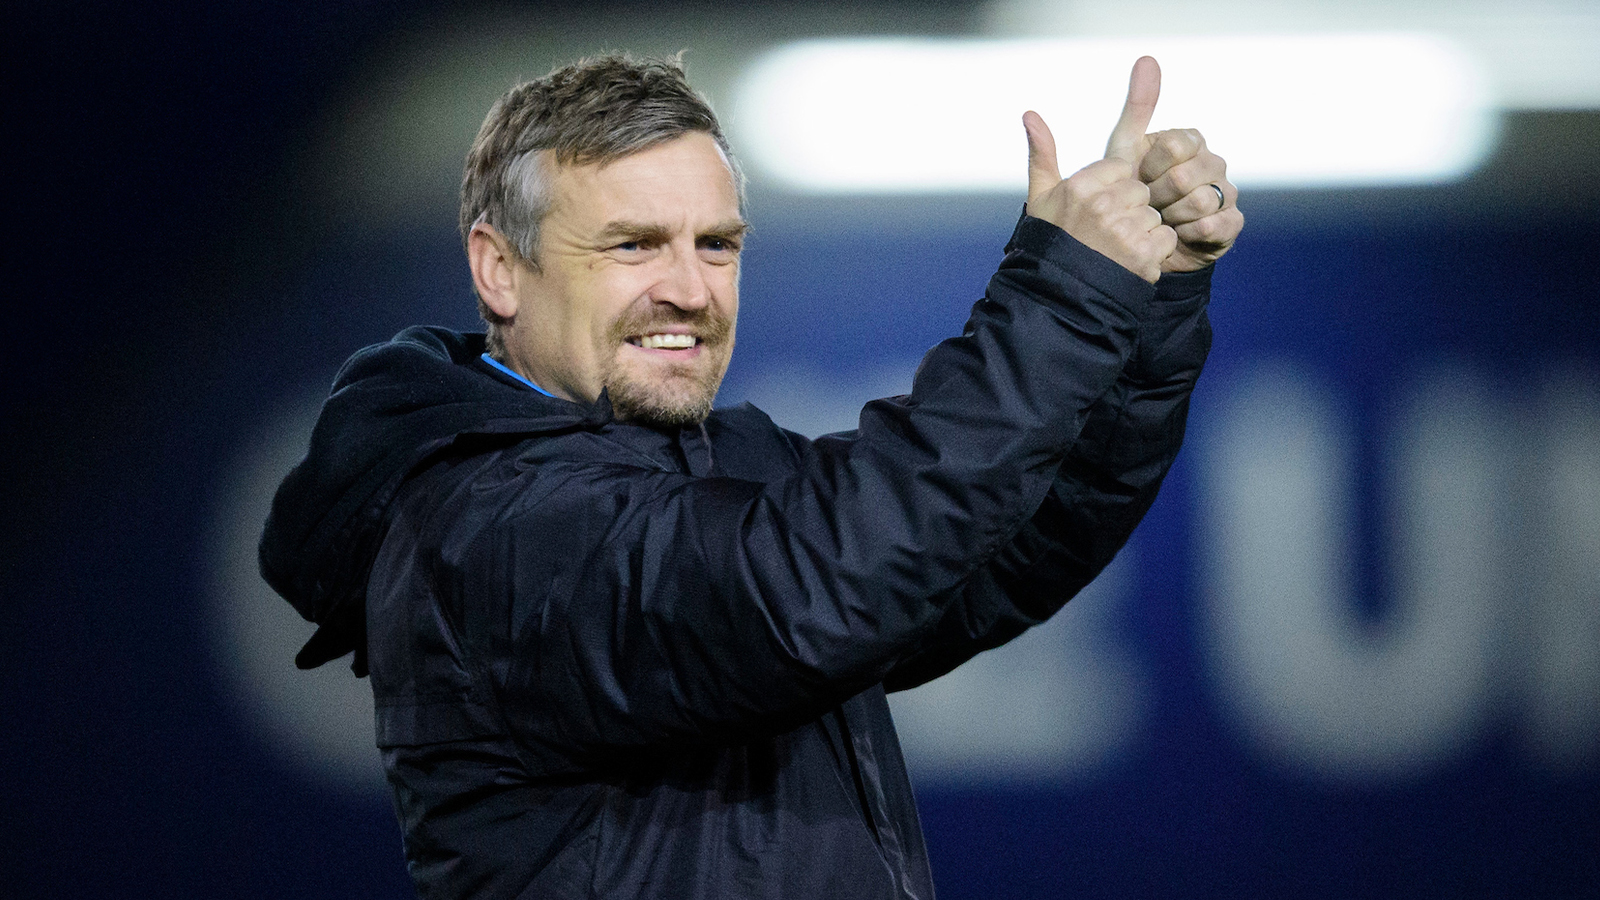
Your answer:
[7,1,1598,897]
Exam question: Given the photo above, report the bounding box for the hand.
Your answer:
[1024,56,1176,284]
[1140,127,1243,272]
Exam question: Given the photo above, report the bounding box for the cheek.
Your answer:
[715,269,740,312]
[574,274,645,333]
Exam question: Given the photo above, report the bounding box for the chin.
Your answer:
[602,341,733,427]
[615,401,714,429]
[608,373,722,428]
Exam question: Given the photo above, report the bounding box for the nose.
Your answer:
[651,242,711,311]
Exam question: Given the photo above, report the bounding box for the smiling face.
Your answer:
[496,132,746,427]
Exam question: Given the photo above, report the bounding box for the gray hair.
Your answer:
[459,53,744,357]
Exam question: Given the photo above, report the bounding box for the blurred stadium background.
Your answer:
[7,1,1597,896]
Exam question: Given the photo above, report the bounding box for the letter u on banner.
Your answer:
[1196,364,1503,784]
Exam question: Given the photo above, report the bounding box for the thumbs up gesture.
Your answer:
[1024,57,1241,282]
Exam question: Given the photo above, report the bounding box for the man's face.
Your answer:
[506,131,745,427]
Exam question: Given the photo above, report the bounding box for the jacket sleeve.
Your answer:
[461,216,1161,767]
[882,266,1214,691]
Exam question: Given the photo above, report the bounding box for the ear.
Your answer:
[467,222,525,321]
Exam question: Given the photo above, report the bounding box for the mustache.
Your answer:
[608,303,734,346]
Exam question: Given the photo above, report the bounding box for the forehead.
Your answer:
[544,132,742,229]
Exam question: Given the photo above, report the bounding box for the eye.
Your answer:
[698,236,742,260]
[605,237,661,261]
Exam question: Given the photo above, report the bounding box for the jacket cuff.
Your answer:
[1004,209,1156,315]
[1154,264,1213,305]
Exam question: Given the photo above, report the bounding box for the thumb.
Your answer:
[1104,55,1160,165]
[1023,110,1061,203]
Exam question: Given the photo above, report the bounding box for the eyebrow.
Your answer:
[595,219,750,243]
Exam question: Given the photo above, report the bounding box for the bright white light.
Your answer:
[986,0,1600,111]
[730,35,1496,193]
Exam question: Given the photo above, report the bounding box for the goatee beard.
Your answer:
[604,304,735,428]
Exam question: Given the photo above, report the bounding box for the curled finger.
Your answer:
[1153,223,1180,264]
[1147,150,1228,210]
[1173,206,1245,252]
[1143,204,1165,234]
[1161,179,1237,226]
[1138,128,1204,184]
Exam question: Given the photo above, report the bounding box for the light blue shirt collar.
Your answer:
[480,353,556,398]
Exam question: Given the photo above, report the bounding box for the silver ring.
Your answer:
[1208,183,1226,211]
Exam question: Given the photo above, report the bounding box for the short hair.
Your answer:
[460,52,743,357]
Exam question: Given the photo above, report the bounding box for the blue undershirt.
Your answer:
[480,353,556,398]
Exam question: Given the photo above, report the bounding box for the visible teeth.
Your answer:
[638,333,696,350]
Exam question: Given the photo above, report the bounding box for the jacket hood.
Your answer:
[259,325,608,674]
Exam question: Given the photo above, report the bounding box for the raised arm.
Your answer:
[885,58,1240,689]
[886,264,1214,690]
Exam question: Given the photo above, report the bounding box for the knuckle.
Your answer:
[1166,167,1197,199]
[1156,130,1190,158]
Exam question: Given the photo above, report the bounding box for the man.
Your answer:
[261,52,1240,898]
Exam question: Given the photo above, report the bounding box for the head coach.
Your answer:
[261,51,1241,898]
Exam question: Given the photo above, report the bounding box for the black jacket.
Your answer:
[260,215,1213,898]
